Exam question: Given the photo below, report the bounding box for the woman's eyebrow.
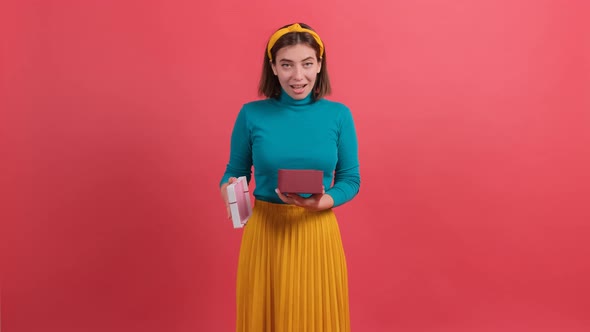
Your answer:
[279,57,314,63]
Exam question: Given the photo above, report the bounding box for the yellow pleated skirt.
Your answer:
[236,200,350,332]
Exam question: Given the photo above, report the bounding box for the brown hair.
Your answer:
[258,23,331,100]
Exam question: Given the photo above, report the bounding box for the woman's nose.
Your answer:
[293,66,304,80]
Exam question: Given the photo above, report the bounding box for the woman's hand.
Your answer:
[220,177,238,218]
[275,187,334,211]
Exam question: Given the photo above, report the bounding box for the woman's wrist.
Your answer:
[319,193,334,210]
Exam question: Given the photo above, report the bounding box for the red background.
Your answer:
[2,0,589,331]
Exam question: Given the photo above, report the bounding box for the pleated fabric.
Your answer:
[236,200,350,332]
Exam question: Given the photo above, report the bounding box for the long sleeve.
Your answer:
[219,106,253,187]
[325,107,361,207]
[219,93,360,206]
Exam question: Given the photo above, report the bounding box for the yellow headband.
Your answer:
[267,23,324,61]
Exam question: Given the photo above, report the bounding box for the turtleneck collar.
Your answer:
[277,88,315,106]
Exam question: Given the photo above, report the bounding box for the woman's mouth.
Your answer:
[290,84,307,94]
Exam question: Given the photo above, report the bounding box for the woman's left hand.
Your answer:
[275,187,334,211]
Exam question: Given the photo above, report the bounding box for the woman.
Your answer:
[220,22,360,332]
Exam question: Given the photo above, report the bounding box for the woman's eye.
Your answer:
[281,64,291,68]
[304,63,313,67]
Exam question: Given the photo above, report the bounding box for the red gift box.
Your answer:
[278,169,324,194]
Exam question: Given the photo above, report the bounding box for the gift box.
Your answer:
[226,176,253,228]
[278,169,324,194]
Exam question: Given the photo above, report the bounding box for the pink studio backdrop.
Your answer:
[1,0,589,331]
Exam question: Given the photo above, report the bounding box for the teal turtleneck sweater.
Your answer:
[220,90,360,207]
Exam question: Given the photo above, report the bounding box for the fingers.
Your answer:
[274,188,290,203]
[275,188,297,205]
[275,188,309,207]
[223,177,238,219]
[274,188,326,211]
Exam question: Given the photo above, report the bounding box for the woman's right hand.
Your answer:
[220,177,238,219]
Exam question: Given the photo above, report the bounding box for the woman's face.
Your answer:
[271,43,322,100]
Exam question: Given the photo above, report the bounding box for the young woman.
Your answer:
[220,22,360,332]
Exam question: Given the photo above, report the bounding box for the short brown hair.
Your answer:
[258,23,331,100]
